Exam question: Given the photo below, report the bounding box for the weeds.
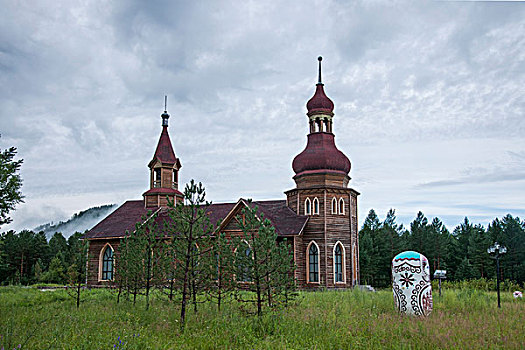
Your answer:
[0,287,523,349]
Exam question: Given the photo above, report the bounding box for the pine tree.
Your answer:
[115,211,167,309]
[358,209,381,286]
[49,232,68,265]
[467,224,489,278]
[65,239,88,308]
[234,200,296,316]
[409,211,428,254]
[164,180,214,332]
[43,256,66,283]
[205,232,236,312]
[0,147,23,228]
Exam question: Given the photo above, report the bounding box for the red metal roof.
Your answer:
[292,132,351,176]
[152,126,177,165]
[252,200,308,236]
[142,187,183,196]
[84,199,308,239]
[84,200,154,239]
[306,83,334,115]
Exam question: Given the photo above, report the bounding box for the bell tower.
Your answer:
[143,97,184,208]
[285,57,360,288]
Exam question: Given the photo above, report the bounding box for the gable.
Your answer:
[216,199,308,236]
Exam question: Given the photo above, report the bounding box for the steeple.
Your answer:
[143,97,183,208]
[291,57,351,189]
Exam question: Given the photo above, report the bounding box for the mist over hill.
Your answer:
[34,204,117,239]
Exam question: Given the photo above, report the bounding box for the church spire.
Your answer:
[143,97,183,208]
[161,95,170,127]
[291,57,351,189]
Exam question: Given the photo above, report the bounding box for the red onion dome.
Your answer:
[306,83,334,116]
[292,133,351,176]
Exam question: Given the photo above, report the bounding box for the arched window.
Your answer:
[304,198,312,215]
[313,197,319,215]
[237,242,252,282]
[338,198,345,215]
[307,241,319,283]
[101,245,114,281]
[334,242,345,283]
[331,197,338,214]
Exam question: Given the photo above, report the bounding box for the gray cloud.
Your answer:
[417,171,525,188]
[1,0,524,232]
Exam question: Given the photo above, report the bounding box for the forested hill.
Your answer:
[34,204,117,239]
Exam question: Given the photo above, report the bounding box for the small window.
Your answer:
[338,198,345,215]
[308,242,319,283]
[172,170,178,188]
[154,168,161,187]
[305,198,312,215]
[334,243,344,283]
[313,198,319,215]
[331,197,337,214]
[237,243,252,282]
[101,246,114,281]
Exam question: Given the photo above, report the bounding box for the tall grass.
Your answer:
[0,287,523,349]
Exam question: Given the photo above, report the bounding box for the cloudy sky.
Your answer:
[1,0,524,233]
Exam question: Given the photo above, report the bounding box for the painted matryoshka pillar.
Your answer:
[392,251,433,316]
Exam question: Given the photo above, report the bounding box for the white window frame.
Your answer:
[331,197,338,214]
[304,198,312,215]
[338,198,345,215]
[333,241,346,284]
[98,243,114,282]
[313,197,320,215]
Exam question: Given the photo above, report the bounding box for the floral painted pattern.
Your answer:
[400,272,415,288]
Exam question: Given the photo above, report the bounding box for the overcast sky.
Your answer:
[1,0,524,233]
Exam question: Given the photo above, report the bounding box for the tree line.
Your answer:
[359,209,525,288]
[0,230,85,285]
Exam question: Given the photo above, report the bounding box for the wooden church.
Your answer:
[84,57,360,289]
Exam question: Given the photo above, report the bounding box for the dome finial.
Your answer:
[307,56,334,116]
[318,56,323,84]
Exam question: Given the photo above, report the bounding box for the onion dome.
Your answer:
[306,57,334,116]
[292,132,351,176]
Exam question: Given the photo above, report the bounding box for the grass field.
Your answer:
[1,286,524,349]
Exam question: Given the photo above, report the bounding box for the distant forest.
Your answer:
[0,207,524,287]
[0,204,116,285]
[359,209,525,288]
